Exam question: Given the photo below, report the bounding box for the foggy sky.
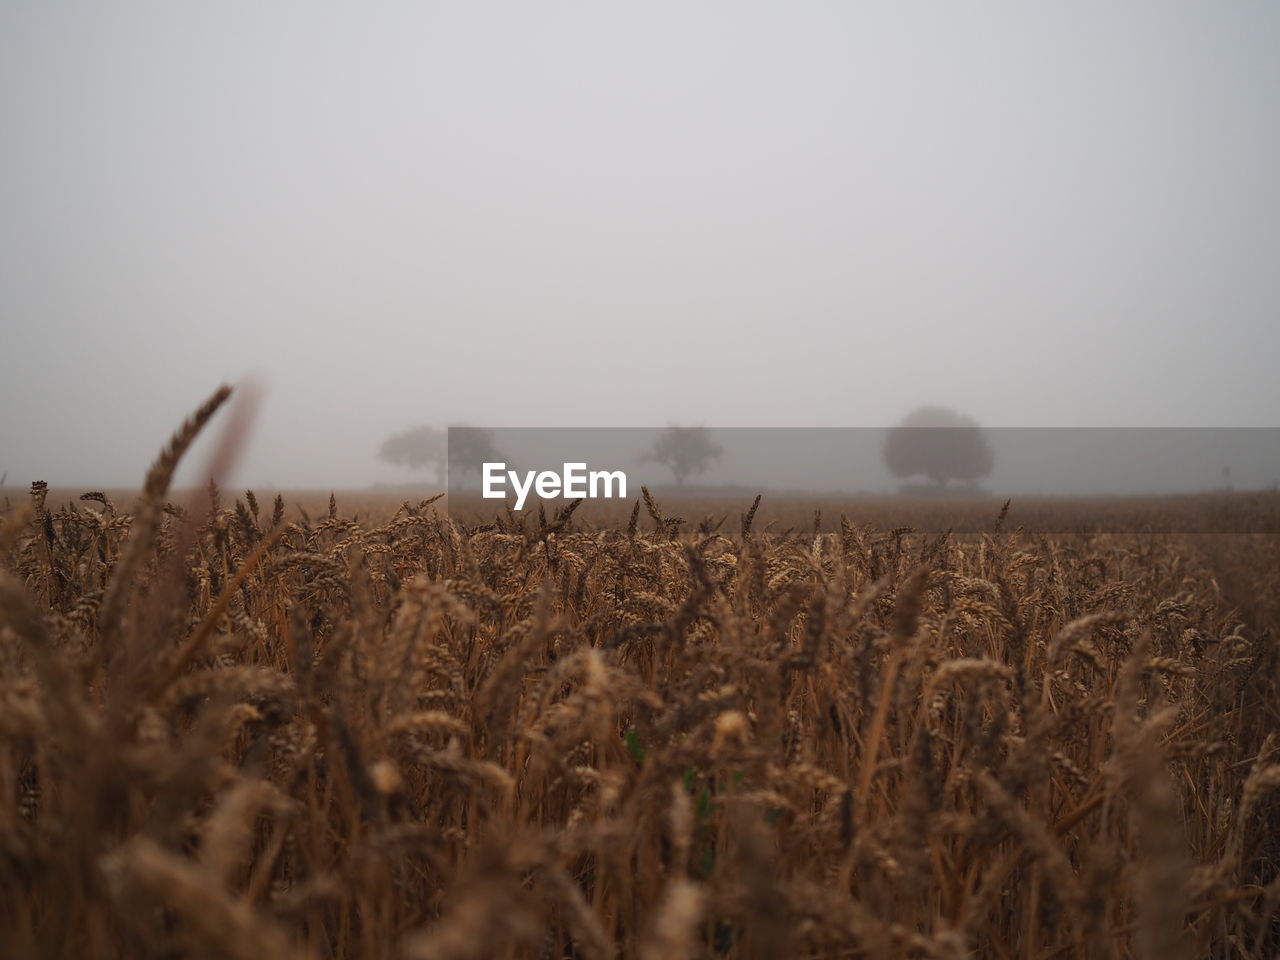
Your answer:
[2,2,1278,489]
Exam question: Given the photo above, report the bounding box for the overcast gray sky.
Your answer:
[2,2,1278,488]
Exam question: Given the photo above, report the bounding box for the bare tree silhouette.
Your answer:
[644,426,722,486]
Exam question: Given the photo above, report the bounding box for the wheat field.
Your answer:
[2,388,1279,959]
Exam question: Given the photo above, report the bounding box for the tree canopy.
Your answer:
[883,406,993,489]
[378,425,501,479]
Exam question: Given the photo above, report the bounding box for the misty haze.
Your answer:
[3,3,1279,490]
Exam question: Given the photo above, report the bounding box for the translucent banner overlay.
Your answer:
[446,427,1280,533]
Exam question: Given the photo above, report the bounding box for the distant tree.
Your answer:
[645,426,723,486]
[379,426,445,472]
[883,406,993,490]
[378,425,500,480]
[445,427,503,477]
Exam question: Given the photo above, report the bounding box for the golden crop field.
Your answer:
[2,390,1278,959]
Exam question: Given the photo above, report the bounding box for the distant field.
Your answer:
[8,485,1280,534]
[445,487,1280,535]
